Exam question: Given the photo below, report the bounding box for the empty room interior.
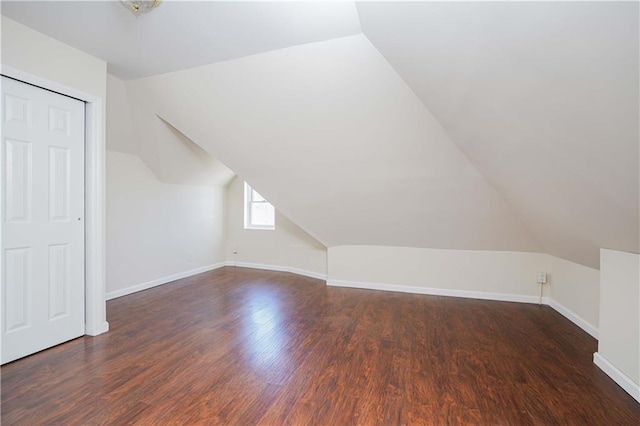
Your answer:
[1,0,639,424]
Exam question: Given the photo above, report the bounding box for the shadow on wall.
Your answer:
[157,117,236,187]
[108,73,235,187]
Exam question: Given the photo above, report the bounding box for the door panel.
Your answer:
[4,138,32,223]
[48,243,70,320]
[1,76,85,364]
[4,247,31,333]
[49,146,70,222]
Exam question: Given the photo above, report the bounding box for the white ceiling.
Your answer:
[357,1,639,267]
[106,74,235,187]
[3,1,637,268]
[126,35,542,253]
[0,1,361,79]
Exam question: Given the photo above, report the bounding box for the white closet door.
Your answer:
[2,76,85,364]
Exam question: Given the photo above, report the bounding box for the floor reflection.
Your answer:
[243,287,288,374]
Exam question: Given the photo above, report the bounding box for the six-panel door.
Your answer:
[2,76,85,364]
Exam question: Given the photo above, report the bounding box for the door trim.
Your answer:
[1,65,109,337]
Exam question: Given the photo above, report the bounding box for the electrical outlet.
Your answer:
[187,251,194,262]
[537,272,547,284]
[233,247,238,255]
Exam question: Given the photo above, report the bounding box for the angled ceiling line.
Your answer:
[357,32,547,255]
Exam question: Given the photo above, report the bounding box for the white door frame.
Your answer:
[1,65,109,337]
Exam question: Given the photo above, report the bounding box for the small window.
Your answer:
[244,182,275,230]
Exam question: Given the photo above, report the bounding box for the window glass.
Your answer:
[244,182,275,230]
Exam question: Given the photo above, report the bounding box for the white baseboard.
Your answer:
[106,262,226,300]
[106,262,326,301]
[288,266,327,281]
[327,279,542,304]
[85,321,109,336]
[229,261,288,273]
[547,298,599,339]
[594,352,640,403]
[326,279,599,339]
[225,261,327,281]
[107,264,598,342]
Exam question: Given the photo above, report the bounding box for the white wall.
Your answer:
[128,34,542,255]
[328,245,602,339]
[549,256,600,334]
[328,245,549,302]
[358,2,639,269]
[105,74,136,155]
[106,151,225,298]
[109,70,322,297]
[107,74,234,187]
[105,74,229,299]
[1,17,106,100]
[595,249,640,401]
[225,176,326,278]
[127,96,235,188]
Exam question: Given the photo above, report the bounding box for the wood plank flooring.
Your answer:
[2,267,639,425]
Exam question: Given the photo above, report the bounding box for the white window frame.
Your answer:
[244,182,275,230]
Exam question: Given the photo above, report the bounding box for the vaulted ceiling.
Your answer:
[1,1,361,79]
[126,34,543,254]
[3,1,637,268]
[357,1,639,267]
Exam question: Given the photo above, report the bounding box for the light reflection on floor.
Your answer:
[243,287,288,376]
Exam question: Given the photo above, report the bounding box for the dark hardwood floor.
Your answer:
[2,267,639,425]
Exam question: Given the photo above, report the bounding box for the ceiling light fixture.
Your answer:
[120,0,162,16]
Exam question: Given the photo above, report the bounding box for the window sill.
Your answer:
[244,225,275,231]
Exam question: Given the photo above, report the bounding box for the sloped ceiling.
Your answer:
[357,1,639,267]
[127,34,541,253]
[107,74,234,187]
[3,2,637,268]
[0,1,360,79]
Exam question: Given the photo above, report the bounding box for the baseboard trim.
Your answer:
[225,261,327,281]
[547,298,599,339]
[288,266,327,281]
[107,265,598,342]
[229,261,287,273]
[326,279,599,339]
[106,262,226,300]
[85,321,109,336]
[594,352,640,403]
[327,279,541,304]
